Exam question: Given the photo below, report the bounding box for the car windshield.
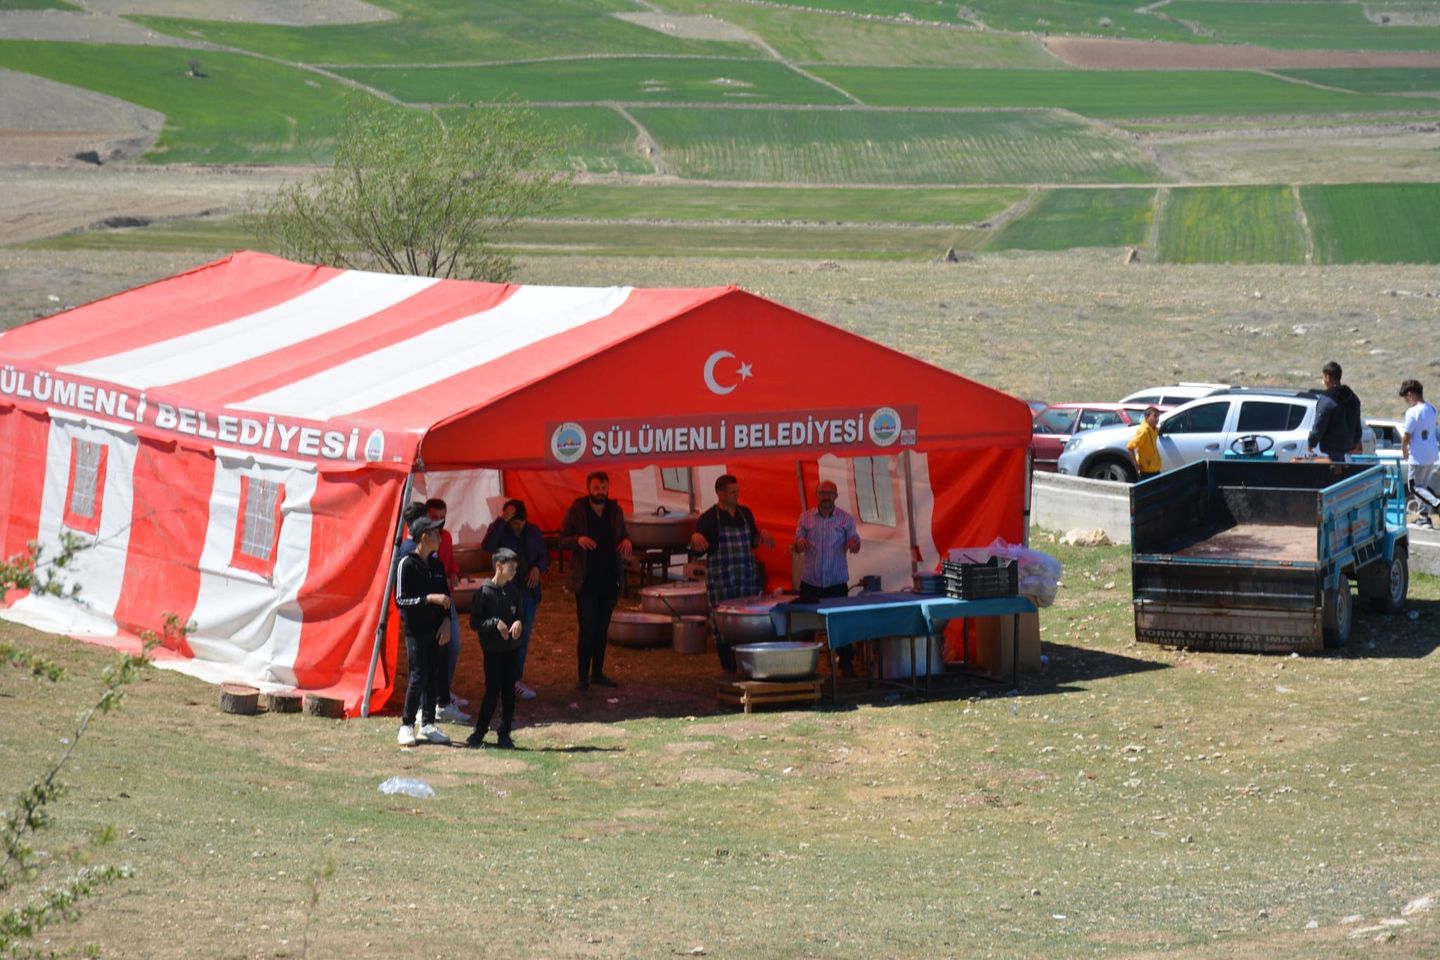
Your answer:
[1034,408,1079,435]
[1077,409,1124,431]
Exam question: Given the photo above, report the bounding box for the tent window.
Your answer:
[63,439,108,535]
[660,467,691,494]
[853,456,897,527]
[232,476,285,576]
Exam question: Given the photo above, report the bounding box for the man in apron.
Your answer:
[690,473,775,671]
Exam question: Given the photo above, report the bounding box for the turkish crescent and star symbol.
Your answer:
[703,349,752,396]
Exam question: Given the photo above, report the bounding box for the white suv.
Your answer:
[1118,382,1230,407]
[1058,388,1375,482]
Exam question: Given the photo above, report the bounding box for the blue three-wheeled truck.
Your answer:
[1131,458,1409,652]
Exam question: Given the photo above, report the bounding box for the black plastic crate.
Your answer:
[941,557,1018,600]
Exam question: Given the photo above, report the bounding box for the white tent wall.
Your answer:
[180,455,318,690]
[410,469,504,543]
[4,416,137,638]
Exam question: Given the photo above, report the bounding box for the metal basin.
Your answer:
[452,543,490,577]
[626,510,698,552]
[607,611,674,648]
[639,581,708,617]
[733,641,823,681]
[712,593,796,645]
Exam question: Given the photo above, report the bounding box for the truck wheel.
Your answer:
[1361,545,1408,614]
[1322,583,1354,649]
[1084,457,1136,483]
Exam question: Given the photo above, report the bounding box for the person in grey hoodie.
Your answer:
[1308,360,1363,461]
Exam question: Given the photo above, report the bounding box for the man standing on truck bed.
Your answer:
[1308,360,1363,462]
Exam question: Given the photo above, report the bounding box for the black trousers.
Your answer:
[576,580,618,682]
[799,580,854,670]
[473,646,519,739]
[402,630,441,726]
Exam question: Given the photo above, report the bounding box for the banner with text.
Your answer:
[546,405,917,466]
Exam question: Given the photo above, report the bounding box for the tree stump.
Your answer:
[303,694,345,719]
[266,690,303,714]
[218,683,260,716]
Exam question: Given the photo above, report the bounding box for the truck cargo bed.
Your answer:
[1157,522,1315,564]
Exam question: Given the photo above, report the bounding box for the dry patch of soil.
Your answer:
[0,9,203,44]
[73,0,394,26]
[676,766,758,785]
[612,11,760,44]
[1045,36,1440,70]
[0,71,167,165]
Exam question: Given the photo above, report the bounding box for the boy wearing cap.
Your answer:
[481,498,548,699]
[395,515,453,747]
[467,547,525,749]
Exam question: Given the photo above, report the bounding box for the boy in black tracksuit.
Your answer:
[395,515,453,747]
[467,547,524,749]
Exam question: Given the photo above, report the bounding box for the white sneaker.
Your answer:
[515,681,537,700]
[397,724,417,747]
[438,703,472,724]
[418,723,450,745]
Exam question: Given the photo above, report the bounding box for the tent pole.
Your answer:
[794,461,807,511]
[360,471,416,718]
[1023,447,1033,547]
[901,451,920,575]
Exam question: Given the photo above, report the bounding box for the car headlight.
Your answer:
[1064,437,1082,451]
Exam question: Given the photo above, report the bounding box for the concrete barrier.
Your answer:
[1032,472,1132,544]
[1031,471,1440,575]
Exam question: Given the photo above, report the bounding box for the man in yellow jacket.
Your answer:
[1127,406,1162,480]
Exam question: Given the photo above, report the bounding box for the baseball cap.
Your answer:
[491,547,519,564]
[409,516,443,538]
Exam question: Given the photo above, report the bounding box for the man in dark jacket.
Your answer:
[394,516,452,747]
[466,547,524,749]
[560,471,632,691]
[1308,360,1363,461]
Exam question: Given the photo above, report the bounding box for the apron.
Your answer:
[706,515,761,612]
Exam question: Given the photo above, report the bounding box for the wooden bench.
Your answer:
[716,677,822,714]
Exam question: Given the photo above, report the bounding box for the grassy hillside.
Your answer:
[629,108,1162,183]
[1156,186,1307,264]
[1303,183,1440,265]
[992,188,1154,251]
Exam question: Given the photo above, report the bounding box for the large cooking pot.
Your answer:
[625,509,698,553]
[639,581,708,617]
[711,593,797,646]
[452,543,490,577]
[607,611,674,648]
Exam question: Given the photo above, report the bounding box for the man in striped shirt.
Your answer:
[793,480,862,677]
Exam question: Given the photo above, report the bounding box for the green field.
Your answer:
[133,0,755,64]
[1156,186,1307,264]
[1279,68,1440,95]
[630,108,1162,183]
[513,106,655,175]
[1303,183,1440,264]
[964,0,1199,42]
[340,57,851,106]
[657,0,1060,68]
[550,183,1025,224]
[0,42,359,163]
[992,188,1154,251]
[812,67,1419,117]
[1164,0,1440,51]
[704,0,973,21]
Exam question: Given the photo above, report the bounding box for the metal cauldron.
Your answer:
[711,594,796,646]
[607,611,674,648]
[625,509,698,553]
[639,581,709,617]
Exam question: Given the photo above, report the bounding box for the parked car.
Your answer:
[1367,418,1404,455]
[1119,382,1230,408]
[1031,402,1149,472]
[1058,388,1376,482]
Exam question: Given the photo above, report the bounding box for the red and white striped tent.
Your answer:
[0,251,1031,715]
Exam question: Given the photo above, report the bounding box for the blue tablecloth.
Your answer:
[768,591,1036,649]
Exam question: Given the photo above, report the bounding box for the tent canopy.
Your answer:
[0,251,1030,472]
